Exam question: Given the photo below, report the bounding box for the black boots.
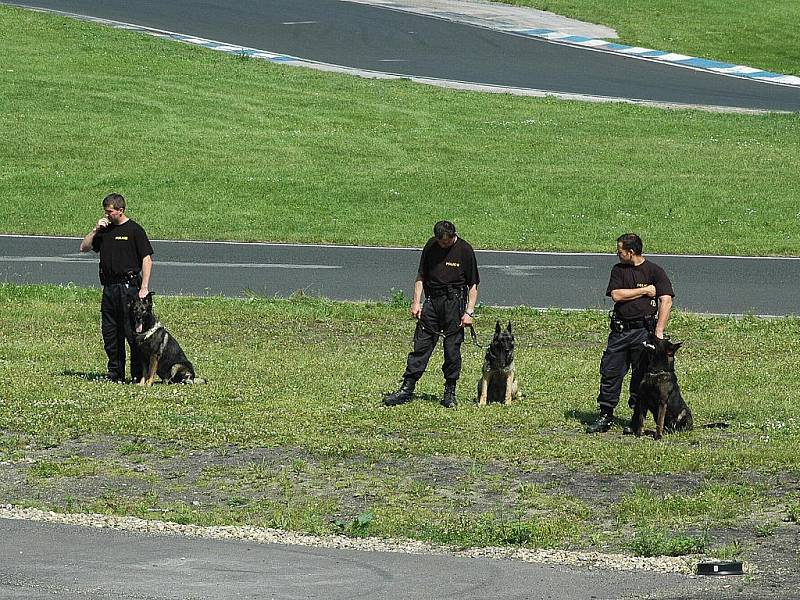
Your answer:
[383,378,416,406]
[441,380,457,408]
[383,379,457,408]
[586,412,614,433]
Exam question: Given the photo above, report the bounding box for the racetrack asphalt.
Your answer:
[4,0,800,111]
[2,235,798,316]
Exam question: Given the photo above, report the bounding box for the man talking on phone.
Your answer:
[80,193,154,383]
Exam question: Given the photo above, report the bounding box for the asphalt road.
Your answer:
[1,235,798,316]
[6,0,800,111]
[0,517,704,600]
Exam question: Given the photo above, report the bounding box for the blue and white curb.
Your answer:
[514,28,800,88]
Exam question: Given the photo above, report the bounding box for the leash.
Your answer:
[416,320,488,350]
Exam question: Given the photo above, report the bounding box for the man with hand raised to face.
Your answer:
[80,193,153,383]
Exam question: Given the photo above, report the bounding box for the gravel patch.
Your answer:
[0,505,696,574]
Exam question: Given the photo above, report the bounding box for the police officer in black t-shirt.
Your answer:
[383,221,479,408]
[80,193,154,383]
[586,233,675,433]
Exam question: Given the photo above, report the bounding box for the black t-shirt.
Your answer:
[606,259,674,320]
[92,219,154,280]
[417,237,479,294]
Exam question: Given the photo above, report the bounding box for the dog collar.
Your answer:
[140,322,162,340]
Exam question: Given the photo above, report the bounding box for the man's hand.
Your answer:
[96,217,110,230]
[460,313,474,328]
[138,286,149,300]
[645,284,657,298]
[411,301,422,319]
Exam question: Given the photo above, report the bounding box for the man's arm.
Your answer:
[79,217,109,252]
[410,277,424,319]
[654,295,672,339]
[461,284,478,327]
[139,255,153,299]
[609,284,656,303]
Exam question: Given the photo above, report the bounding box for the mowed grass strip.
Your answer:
[502,0,800,77]
[2,284,799,552]
[3,284,800,469]
[1,6,799,255]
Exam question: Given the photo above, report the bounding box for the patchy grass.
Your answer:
[1,6,799,255]
[1,284,800,556]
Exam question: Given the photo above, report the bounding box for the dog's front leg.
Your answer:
[478,375,489,406]
[503,372,514,405]
[632,404,645,437]
[141,355,158,387]
[655,399,668,440]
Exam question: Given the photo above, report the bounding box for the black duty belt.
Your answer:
[619,318,648,330]
[426,287,464,299]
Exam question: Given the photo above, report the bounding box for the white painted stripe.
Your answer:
[715,65,763,74]
[577,39,609,47]
[617,47,654,54]
[282,21,319,25]
[482,265,591,270]
[0,256,341,269]
[658,53,693,62]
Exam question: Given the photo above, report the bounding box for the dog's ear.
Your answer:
[666,340,683,356]
[506,321,512,334]
[495,320,501,334]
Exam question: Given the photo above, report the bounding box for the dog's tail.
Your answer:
[700,422,729,429]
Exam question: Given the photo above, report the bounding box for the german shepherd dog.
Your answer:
[129,293,199,386]
[477,321,520,405]
[633,334,693,439]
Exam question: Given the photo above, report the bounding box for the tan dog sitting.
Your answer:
[477,321,520,405]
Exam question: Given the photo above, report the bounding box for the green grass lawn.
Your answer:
[1,284,799,555]
[501,0,800,77]
[2,6,800,255]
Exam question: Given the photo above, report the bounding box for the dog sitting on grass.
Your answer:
[128,293,200,386]
[477,320,520,406]
[631,334,693,439]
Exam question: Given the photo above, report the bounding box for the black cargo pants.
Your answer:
[597,326,650,415]
[402,288,466,383]
[101,282,144,381]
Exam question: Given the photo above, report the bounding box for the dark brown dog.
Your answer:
[633,334,693,439]
[477,321,520,406]
[128,293,200,386]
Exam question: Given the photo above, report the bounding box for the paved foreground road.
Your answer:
[1,235,798,316]
[0,518,707,600]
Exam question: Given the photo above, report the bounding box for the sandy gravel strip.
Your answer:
[0,505,707,574]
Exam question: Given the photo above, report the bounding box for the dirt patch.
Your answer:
[1,432,798,598]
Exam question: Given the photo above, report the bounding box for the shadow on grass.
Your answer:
[567,408,631,430]
[61,369,117,382]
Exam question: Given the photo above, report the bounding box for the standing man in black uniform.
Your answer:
[80,193,154,383]
[383,221,479,408]
[586,233,675,433]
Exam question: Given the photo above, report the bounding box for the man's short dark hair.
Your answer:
[433,220,456,240]
[102,193,126,211]
[617,233,643,255]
